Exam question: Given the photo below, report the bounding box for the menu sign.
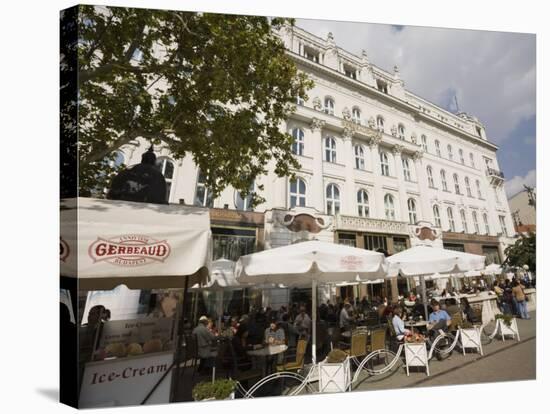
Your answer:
[95,317,175,359]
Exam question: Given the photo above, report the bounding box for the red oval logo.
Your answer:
[88,235,171,267]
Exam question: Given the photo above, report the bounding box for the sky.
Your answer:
[295,19,536,198]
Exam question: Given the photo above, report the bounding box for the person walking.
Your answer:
[511,280,530,319]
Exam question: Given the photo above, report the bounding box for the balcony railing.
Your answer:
[335,214,410,235]
[486,168,504,179]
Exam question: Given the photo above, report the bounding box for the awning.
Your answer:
[60,198,212,290]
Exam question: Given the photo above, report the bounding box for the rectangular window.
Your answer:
[212,227,256,261]
[482,246,501,265]
[364,234,388,252]
[393,237,408,253]
[499,215,508,236]
[338,233,356,247]
[443,243,465,252]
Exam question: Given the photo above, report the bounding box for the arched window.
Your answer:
[156,157,175,203]
[402,157,411,181]
[398,124,405,140]
[459,149,465,165]
[476,180,482,198]
[447,144,453,161]
[433,205,442,227]
[354,145,365,170]
[460,209,468,233]
[483,213,490,235]
[447,207,456,232]
[376,115,385,132]
[465,177,472,197]
[352,107,361,124]
[427,166,435,187]
[289,178,306,208]
[235,183,254,211]
[453,173,461,194]
[380,151,390,176]
[291,128,305,156]
[421,135,428,152]
[324,97,335,115]
[324,136,337,163]
[435,140,441,157]
[440,169,448,191]
[472,211,480,234]
[384,194,396,220]
[470,152,475,168]
[194,169,212,207]
[407,198,417,224]
[326,183,341,215]
[357,189,369,217]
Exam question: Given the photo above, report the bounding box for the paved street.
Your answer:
[353,313,536,392]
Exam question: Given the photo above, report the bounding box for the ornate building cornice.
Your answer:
[310,117,326,132]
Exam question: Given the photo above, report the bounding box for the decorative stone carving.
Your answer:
[342,106,351,121]
[366,133,382,147]
[342,126,354,140]
[327,32,336,47]
[335,215,409,235]
[281,213,330,234]
[391,144,405,154]
[408,221,443,247]
[411,132,417,144]
[368,116,376,128]
[412,150,424,161]
[391,124,398,137]
[310,117,326,132]
[312,96,323,111]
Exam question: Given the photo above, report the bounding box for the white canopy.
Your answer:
[235,240,386,363]
[191,259,240,291]
[235,240,387,285]
[60,198,212,290]
[387,245,486,277]
[484,263,503,275]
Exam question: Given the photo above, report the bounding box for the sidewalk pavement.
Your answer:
[352,312,536,392]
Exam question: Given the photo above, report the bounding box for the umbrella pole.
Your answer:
[420,275,428,320]
[312,279,317,365]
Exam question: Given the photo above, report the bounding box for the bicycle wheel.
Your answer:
[431,333,455,360]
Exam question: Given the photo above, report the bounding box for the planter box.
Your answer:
[318,357,351,393]
[497,318,520,341]
[459,327,483,355]
[404,342,429,376]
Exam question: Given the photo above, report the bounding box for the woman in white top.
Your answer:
[392,306,411,341]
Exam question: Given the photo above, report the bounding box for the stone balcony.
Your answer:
[486,168,505,186]
[334,214,410,235]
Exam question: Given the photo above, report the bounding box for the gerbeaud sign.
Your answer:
[79,351,174,407]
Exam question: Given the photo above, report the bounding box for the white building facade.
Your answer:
[117,25,516,299]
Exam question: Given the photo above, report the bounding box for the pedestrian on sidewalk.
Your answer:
[511,280,530,319]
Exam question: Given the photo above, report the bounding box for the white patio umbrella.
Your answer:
[191,259,241,329]
[484,263,503,275]
[235,240,387,364]
[387,245,486,318]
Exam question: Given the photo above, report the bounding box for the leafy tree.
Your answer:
[504,232,536,273]
[74,5,312,204]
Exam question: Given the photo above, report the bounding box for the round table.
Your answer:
[404,320,428,335]
[247,344,288,376]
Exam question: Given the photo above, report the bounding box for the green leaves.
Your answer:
[74,6,312,204]
[504,232,536,273]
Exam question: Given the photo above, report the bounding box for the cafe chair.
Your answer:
[367,328,386,354]
[277,339,307,372]
[449,312,464,332]
[342,330,368,362]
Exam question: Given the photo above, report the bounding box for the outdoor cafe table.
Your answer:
[404,320,428,335]
[247,344,288,376]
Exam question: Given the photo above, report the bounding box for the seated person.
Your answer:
[427,300,451,336]
[339,302,354,332]
[294,306,312,341]
[460,297,476,324]
[264,320,286,345]
[391,306,411,341]
[444,298,460,316]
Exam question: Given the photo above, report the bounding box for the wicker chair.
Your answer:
[367,328,386,353]
[449,312,464,332]
[343,330,368,359]
[277,339,308,372]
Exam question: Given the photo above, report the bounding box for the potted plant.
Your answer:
[192,379,236,402]
[495,314,519,340]
[318,349,351,393]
